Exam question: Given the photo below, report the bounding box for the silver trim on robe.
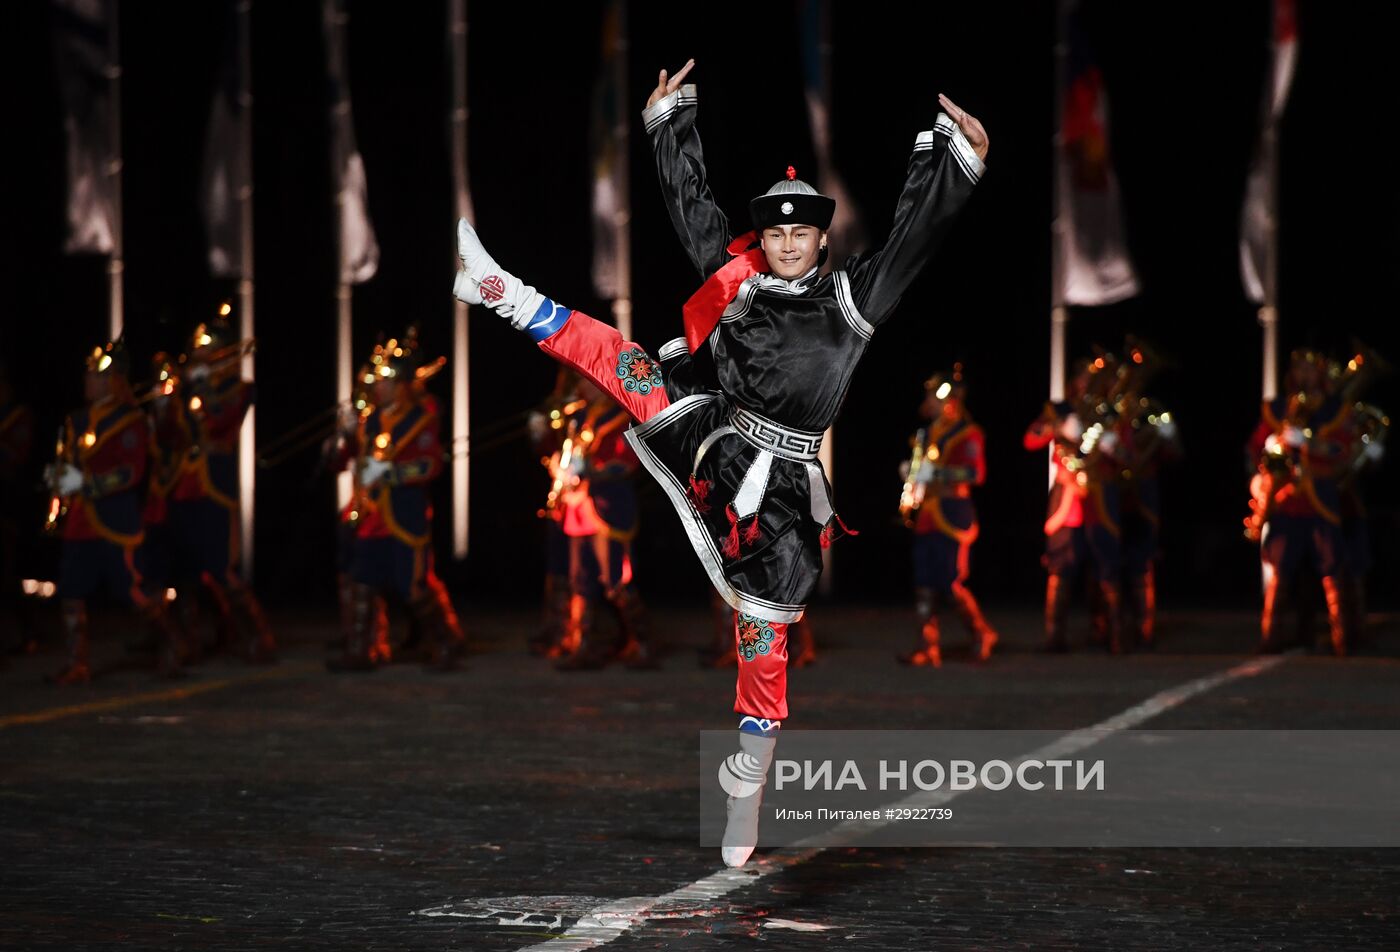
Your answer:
[641,83,699,134]
[624,393,808,623]
[657,336,689,362]
[731,406,823,461]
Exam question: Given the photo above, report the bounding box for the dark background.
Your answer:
[3,0,1396,614]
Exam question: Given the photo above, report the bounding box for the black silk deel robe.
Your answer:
[624,84,984,622]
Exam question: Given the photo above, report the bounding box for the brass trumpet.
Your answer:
[539,418,586,518]
[256,400,359,469]
[42,425,71,535]
[135,339,258,405]
[898,427,929,527]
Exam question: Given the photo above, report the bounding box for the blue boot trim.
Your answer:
[525,298,571,342]
[739,715,781,737]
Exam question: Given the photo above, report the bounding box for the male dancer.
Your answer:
[452,61,986,865]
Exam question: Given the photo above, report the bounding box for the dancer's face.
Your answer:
[374,377,409,408]
[761,224,826,280]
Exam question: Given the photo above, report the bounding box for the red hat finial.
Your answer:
[786,165,797,181]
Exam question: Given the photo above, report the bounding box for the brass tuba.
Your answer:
[1115,336,1173,477]
[1334,339,1390,405]
[1243,385,1315,542]
[1335,339,1392,485]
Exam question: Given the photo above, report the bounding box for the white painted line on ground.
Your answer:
[764,918,836,932]
[506,654,1286,951]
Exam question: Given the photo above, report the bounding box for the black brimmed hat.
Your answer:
[749,166,835,232]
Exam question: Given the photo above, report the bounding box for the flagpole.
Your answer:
[1047,0,1070,497]
[326,0,353,512]
[1258,0,1281,402]
[610,0,632,342]
[106,0,123,338]
[235,0,256,581]
[1049,0,1068,404]
[809,0,835,596]
[449,0,472,560]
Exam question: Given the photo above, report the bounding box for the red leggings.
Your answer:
[540,309,790,721]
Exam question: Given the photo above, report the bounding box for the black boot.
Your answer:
[141,599,186,678]
[1320,575,1349,658]
[328,583,381,672]
[368,594,392,665]
[1130,566,1156,650]
[949,582,998,662]
[610,583,659,670]
[411,584,465,672]
[1097,581,1124,655]
[1257,571,1286,653]
[172,588,205,664]
[897,587,942,666]
[200,572,238,656]
[556,597,611,670]
[330,572,354,652]
[530,573,571,656]
[1041,575,1070,653]
[229,582,277,664]
[47,599,91,685]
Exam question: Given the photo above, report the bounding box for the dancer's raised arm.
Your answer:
[845,94,989,328]
[641,60,736,280]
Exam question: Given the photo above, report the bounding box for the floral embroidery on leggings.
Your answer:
[736,614,776,661]
[616,347,664,395]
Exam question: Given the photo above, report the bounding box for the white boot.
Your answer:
[453,218,550,330]
[721,729,777,867]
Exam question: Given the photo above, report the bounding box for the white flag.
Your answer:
[589,0,624,300]
[52,0,116,255]
[1239,0,1297,304]
[324,0,379,285]
[201,1,248,278]
[1055,0,1139,307]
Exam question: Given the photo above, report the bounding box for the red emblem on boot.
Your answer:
[479,274,506,304]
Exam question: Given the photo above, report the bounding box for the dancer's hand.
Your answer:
[646,59,695,109]
[938,94,989,161]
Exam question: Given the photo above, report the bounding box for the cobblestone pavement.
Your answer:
[2,606,1397,950]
